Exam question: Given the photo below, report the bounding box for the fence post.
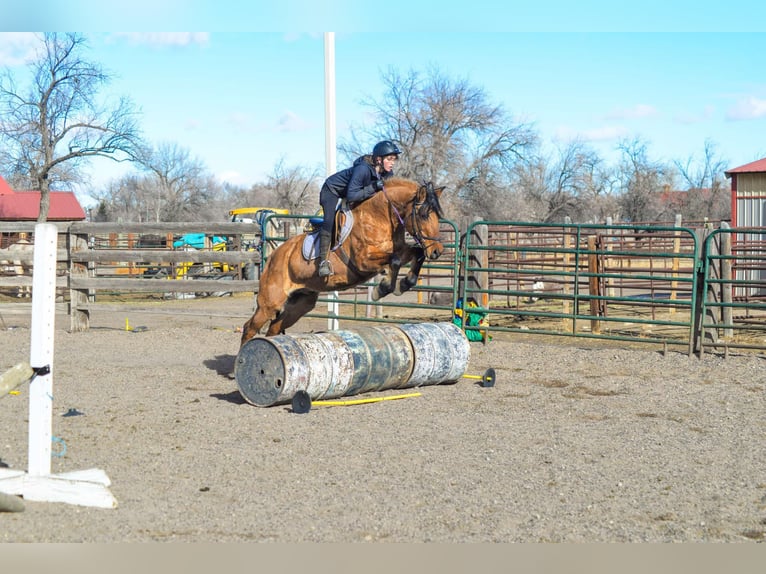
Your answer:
[68,228,90,332]
[587,235,601,334]
[692,227,715,356]
[720,222,733,339]
[465,217,488,309]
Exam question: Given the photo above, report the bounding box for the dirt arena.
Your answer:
[1,293,765,542]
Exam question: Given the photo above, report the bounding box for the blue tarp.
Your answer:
[172,233,227,249]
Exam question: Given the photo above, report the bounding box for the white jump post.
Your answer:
[0,223,117,508]
[324,32,340,331]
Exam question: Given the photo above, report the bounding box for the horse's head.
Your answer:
[410,181,445,260]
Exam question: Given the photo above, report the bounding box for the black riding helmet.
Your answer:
[372,140,402,158]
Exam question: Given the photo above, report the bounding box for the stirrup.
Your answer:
[318,259,334,277]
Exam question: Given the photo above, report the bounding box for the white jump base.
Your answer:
[0,223,116,508]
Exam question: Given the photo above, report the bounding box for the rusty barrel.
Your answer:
[236,325,414,407]
[235,331,357,407]
[335,325,414,396]
[235,322,470,407]
[397,321,471,387]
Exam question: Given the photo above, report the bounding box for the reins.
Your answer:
[382,183,440,249]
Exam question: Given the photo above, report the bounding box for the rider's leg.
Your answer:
[318,230,333,277]
[318,188,337,277]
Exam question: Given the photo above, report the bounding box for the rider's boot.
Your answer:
[318,230,333,277]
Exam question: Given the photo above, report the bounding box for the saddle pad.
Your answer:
[302,209,355,260]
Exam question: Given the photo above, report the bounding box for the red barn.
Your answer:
[0,174,87,222]
[726,157,766,227]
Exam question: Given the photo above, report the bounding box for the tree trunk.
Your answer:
[37,180,50,222]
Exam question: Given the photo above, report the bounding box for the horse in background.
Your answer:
[241,178,445,342]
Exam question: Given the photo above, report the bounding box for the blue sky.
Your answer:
[1,6,766,208]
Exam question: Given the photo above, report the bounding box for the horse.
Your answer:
[241,178,446,343]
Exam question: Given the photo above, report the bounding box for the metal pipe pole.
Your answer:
[324,32,339,330]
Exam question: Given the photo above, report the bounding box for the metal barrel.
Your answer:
[397,322,471,387]
[336,325,414,396]
[235,322,468,407]
[235,332,356,407]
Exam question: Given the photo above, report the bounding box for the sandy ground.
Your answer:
[1,293,765,542]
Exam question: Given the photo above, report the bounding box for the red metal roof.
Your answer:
[725,157,766,176]
[0,175,86,221]
[0,176,14,195]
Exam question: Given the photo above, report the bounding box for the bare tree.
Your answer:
[137,142,220,222]
[343,65,537,219]
[673,138,730,222]
[615,137,671,223]
[0,33,143,221]
[92,143,223,222]
[267,157,321,214]
[91,174,147,222]
[224,182,279,213]
[510,140,614,223]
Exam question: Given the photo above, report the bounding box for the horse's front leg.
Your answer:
[371,255,401,301]
[394,249,425,296]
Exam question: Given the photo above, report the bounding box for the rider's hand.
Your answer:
[373,179,384,192]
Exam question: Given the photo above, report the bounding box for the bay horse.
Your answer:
[241,178,445,343]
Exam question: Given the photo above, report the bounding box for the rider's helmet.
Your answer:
[372,140,402,158]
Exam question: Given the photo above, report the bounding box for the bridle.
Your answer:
[382,182,441,250]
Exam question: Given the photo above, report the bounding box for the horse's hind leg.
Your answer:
[241,303,274,346]
[240,285,288,345]
[266,290,319,336]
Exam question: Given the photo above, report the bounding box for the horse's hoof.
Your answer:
[395,277,416,296]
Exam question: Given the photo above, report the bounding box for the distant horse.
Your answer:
[241,178,445,343]
[0,237,33,298]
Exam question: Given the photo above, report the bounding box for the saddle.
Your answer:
[301,201,354,261]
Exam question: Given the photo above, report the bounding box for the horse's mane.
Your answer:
[382,177,444,219]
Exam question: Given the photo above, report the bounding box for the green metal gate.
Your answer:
[699,227,766,356]
[458,221,699,353]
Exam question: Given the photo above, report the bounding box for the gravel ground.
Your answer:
[1,294,765,542]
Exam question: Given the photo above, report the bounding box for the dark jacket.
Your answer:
[322,155,393,204]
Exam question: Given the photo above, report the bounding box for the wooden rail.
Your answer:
[1,221,264,332]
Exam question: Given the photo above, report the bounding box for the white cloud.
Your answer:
[110,33,210,47]
[674,105,715,125]
[276,110,313,132]
[0,32,39,66]
[224,112,254,133]
[604,104,658,121]
[725,96,766,121]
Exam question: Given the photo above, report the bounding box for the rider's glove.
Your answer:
[373,179,384,192]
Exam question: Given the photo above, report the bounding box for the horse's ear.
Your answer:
[434,186,445,197]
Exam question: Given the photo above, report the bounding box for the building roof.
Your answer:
[725,157,766,176]
[0,175,87,221]
[0,176,14,195]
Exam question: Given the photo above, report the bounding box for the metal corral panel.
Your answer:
[736,197,766,228]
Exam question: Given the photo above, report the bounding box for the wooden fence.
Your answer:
[1,221,264,332]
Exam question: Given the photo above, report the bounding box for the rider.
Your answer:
[317,139,402,277]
